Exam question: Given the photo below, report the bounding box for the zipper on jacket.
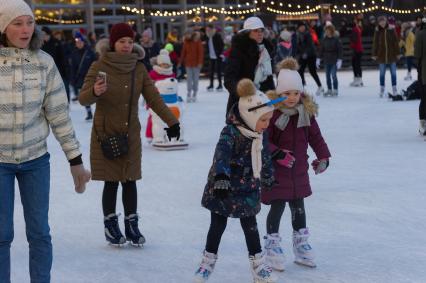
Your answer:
[385,29,388,63]
[291,119,297,200]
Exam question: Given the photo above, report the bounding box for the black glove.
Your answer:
[261,176,277,191]
[213,175,230,200]
[271,149,286,161]
[164,123,180,141]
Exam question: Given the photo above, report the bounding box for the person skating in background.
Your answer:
[194,79,278,283]
[274,30,293,67]
[350,17,364,87]
[180,30,204,102]
[317,23,343,96]
[140,27,160,72]
[0,1,91,282]
[145,49,176,143]
[79,23,180,247]
[372,16,401,98]
[261,57,331,270]
[224,17,275,115]
[414,17,426,136]
[295,22,324,96]
[70,32,97,120]
[400,22,416,81]
[205,24,225,92]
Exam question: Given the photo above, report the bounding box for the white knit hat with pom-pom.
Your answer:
[276,57,304,94]
[0,0,34,33]
[157,49,172,66]
[237,79,274,131]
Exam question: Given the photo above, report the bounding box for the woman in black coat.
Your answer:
[224,17,275,116]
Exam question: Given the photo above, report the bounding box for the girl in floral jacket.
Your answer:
[261,58,331,270]
[194,79,279,283]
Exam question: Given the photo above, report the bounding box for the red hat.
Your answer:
[109,23,135,49]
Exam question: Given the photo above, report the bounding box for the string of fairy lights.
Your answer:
[34,1,426,25]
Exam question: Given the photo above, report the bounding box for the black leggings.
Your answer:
[205,212,262,256]
[298,56,322,87]
[352,51,363,78]
[102,181,137,217]
[266,199,306,234]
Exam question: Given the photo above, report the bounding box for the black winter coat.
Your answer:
[318,36,343,65]
[70,46,97,89]
[208,33,225,58]
[224,33,275,115]
[42,37,66,79]
[295,31,317,59]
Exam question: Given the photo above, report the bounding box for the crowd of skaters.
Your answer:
[2,0,426,282]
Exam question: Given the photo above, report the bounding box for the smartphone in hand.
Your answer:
[96,71,107,84]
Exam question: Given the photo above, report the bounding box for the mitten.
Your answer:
[213,175,230,200]
[336,59,342,70]
[164,123,180,141]
[70,164,91,193]
[311,158,329,175]
[272,149,296,168]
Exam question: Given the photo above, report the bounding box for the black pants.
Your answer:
[298,56,322,87]
[205,212,262,256]
[208,58,222,87]
[418,63,426,120]
[102,181,137,216]
[266,199,306,234]
[352,51,363,78]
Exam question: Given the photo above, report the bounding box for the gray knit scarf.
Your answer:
[275,104,311,130]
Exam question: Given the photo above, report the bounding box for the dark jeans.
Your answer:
[102,181,137,216]
[352,51,363,78]
[325,63,338,90]
[298,56,322,87]
[406,56,415,73]
[0,153,52,283]
[208,58,222,87]
[205,212,261,256]
[379,63,397,87]
[266,199,306,234]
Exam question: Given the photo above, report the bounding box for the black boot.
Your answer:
[104,213,126,246]
[125,214,146,247]
[85,110,93,121]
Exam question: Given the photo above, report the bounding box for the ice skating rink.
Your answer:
[10,69,426,283]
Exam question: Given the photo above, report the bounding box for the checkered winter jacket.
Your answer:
[0,45,81,164]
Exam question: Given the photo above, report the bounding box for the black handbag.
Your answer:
[95,69,135,160]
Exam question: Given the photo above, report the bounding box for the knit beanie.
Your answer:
[109,23,135,49]
[157,49,172,66]
[237,79,274,131]
[142,27,153,39]
[276,58,303,94]
[0,0,34,33]
[280,30,292,42]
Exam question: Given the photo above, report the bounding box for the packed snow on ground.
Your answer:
[10,69,426,283]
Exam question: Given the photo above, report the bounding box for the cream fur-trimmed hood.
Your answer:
[266,90,318,116]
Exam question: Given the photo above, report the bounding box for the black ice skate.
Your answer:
[104,213,126,246]
[125,214,146,247]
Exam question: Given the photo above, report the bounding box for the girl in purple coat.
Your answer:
[261,58,331,270]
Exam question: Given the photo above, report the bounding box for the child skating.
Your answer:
[261,58,331,270]
[194,79,281,283]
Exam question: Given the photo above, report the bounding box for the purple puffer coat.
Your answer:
[261,95,331,204]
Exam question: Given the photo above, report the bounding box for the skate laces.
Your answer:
[126,214,143,237]
[104,213,124,239]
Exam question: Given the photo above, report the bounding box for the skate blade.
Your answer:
[294,259,316,268]
[152,142,189,151]
[108,242,126,248]
[128,242,144,248]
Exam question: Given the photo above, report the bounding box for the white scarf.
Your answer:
[254,44,273,89]
[153,64,173,75]
[236,126,263,179]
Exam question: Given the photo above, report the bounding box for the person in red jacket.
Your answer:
[261,58,331,270]
[350,18,364,87]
